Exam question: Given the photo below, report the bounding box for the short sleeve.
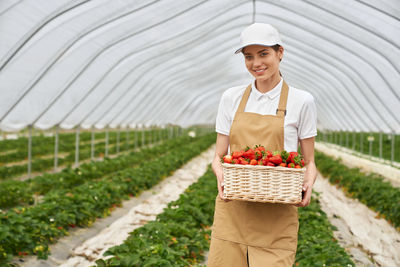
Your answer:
[215,92,231,136]
[298,94,317,139]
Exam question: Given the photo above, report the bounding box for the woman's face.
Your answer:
[242,44,283,82]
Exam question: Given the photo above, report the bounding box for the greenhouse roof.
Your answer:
[0,0,399,132]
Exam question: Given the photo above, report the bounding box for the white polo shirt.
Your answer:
[215,78,317,152]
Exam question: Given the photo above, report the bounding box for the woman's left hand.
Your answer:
[295,161,317,207]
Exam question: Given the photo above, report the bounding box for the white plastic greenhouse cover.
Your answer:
[0,0,399,133]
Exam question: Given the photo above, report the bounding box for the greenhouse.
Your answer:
[0,0,399,266]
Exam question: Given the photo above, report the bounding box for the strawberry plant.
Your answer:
[0,133,215,265]
[315,150,400,228]
[96,168,354,266]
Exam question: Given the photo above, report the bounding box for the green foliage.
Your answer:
[0,133,216,265]
[315,150,400,229]
[295,192,354,266]
[98,170,354,267]
[97,167,217,267]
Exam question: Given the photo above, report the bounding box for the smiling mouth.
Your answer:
[254,68,266,73]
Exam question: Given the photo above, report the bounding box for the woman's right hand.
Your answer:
[212,155,230,201]
[212,133,230,201]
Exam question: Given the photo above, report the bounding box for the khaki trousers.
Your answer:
[207,237,296,267]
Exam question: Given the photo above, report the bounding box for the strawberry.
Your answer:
[287,152,299,163]
[262,157,269,166]
[232,150,244,159]
[269,155,282,165]
[301,159,305,167]
[239,157,249,165]
[254,145,266,159]
[250,159,258,165]
[295,165,301,169]
[265,150,273,158]
[232,158,239,164]
[267,162,275,167]
[258,159,263,165]
[280,150,289,163]
[243,147,256,160]
[293,155,302,166]
[222,155,233,164]
[279,162,287,167]
[255,150,264,160]
[287,163,295,168]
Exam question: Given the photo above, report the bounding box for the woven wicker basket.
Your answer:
[222,163,305,204]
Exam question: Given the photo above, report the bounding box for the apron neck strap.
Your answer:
[276,81,289,117]
[236,80,290,117]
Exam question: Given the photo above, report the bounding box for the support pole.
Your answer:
[54,126,59,171]
[105,128,109,157]
[116,128,120,154]
[360,132,363,154]
[75,126,80,167]
[126,128,129,151]
[142,127,145,146]
[339,131,343,146]
[346,131,349,148]
[91,128,95,160]
[28,125,32,178]
[352,132,356,150]
[134,128,138,149]
[391,133,395,163]
[379,132,383,159]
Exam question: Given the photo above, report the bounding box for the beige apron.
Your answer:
[208,81,298,266]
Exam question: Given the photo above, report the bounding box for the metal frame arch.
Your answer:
[284,43,389,132]
[57,5,250,128]
[84,16,250,127]
[0,0,161,124]
[256,12,400,131]
[0,0,208,129]
[0,0,88,70]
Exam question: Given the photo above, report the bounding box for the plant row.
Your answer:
[0,128,174,154]
[0,133,216,265]
[316,131,400,163]
[0,134,199,209]
[315,150,400,229]
[0,129,167,180]
[96,168,354,267]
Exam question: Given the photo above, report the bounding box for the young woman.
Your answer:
[207,23,318,266]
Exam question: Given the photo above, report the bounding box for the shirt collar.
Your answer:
[251,78,283,100]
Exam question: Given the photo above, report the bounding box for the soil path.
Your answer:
[315,142,400,188]
[313,173,400,266]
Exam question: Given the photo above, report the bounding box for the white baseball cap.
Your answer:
[235,23,282,54]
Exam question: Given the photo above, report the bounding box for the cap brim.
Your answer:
[234,43,281,54]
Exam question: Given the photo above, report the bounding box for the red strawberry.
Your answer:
[262,157,269,166]
[250,159,258,165]
[239,157,249,165]
[301,159,305,167]
[267,162,275,167]
[232,150,244,159]
[287,163,295,168]
[279,162,287,167]
[243,147,256,160]
[258,159,263,165]
[265,150,273,158]
[295,165,301,169]
[287,152,299,163]
[293,155,302,166]
[232,158,239,164]
[269,155,282,165]
[222,155,233,164]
